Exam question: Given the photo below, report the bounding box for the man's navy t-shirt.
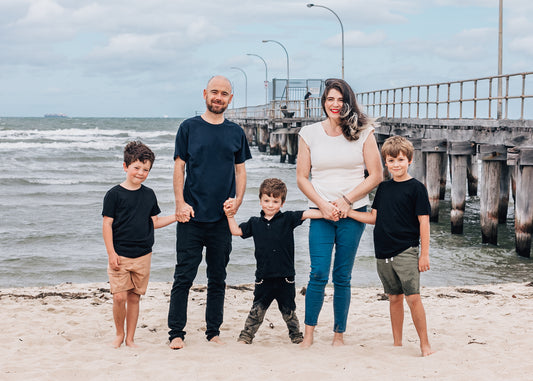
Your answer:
[174,116,252,222]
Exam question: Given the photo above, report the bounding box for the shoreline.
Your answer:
[2,281,533,380]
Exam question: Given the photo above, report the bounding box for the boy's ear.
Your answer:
[123,162,128,171]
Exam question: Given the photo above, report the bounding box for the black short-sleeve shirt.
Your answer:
[239,210,304,279]
[102,184,161,258]
[174,116,252,222]
[371,178,431,259]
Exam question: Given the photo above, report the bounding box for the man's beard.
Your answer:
[206,100,227,114]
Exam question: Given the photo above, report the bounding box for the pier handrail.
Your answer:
[357,72,533,120]
[226,72,532,121]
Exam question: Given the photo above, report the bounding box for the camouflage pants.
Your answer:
[238,277,303,344]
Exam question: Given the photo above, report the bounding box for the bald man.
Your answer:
[168,76,252,349]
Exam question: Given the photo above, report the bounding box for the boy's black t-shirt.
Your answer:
[102,184,161,258]
[239,210,304,280]
[371,178,430,259]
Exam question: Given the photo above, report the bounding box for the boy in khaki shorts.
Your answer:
[349,136,434,357]
[102,141,176,348]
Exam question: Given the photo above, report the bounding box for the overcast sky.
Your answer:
[1,0,531,117]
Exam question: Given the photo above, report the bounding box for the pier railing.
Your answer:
[226,72,533,121]
[226,97,324,120]
[358,72,533,120]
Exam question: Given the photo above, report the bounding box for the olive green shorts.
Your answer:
[376,247,420,296]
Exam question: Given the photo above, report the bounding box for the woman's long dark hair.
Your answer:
[321,78,369,141]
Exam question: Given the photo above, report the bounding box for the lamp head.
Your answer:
[307,3,314,7]
[262,40,268,43]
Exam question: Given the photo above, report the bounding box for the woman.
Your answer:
[296,78,383,347]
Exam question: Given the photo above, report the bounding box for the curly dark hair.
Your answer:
[321,78,370,141]
[259,178,287,203]
[123,141,155,169]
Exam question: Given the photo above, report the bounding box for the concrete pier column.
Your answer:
[242,124,255,146]
[375,133,390,180]
[287,132,298,164]
[498,163,511,223]
[258,124,269,152]
[409,138,425,183]
[421,139,447,222]
[479,144,507,245]
[439,154,448,200]
[279,132,288,163]
[509,147,533,258]
[448,141,475,234]
[466,154,479,196]
[269,132,280,156]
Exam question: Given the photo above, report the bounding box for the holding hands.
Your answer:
[224,197,239,217]
[176,201,194,223]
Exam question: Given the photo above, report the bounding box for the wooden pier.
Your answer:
[226,72,533,258]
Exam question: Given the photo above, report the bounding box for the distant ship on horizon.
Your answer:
[44,113,68,118]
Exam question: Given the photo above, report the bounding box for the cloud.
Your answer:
[509,36,533,56]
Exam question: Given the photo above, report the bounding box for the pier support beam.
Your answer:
[498,164,511,223]
[422,139,447,222]
[509,147,533,258]
[448,141,475,234]
[287,133,298,164]
[279,133,287,163]
[409,138,425,183]
[269,132,280,156]
[258,124,269,152]
[466,154,479,196]
[375,134,390,180]
[479,144,507,245]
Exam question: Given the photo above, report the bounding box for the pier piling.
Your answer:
[422,139,447,222]
[511,148,533,258]
[479,144,507,245]
[448,141,475,234]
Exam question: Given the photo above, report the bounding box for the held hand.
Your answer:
[319,202,340,222]
[418,256,430,272]
[332,197,351,218]
[223,198,239,217]
[176,202,194,223]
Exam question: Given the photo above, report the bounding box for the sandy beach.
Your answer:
[1,281,532,380]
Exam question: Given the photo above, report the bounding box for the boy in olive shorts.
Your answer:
[102,141,176,348]
[349,136,434,357]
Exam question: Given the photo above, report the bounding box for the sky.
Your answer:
[0,0,531,117]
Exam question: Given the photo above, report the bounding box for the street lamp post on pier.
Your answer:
[262,39,290,103]
[307,3,344,80]
[497,0,503,119]
[246,53,269,105]
[231,66,248,116]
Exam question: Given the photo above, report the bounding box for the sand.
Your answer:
[1,281,532,380]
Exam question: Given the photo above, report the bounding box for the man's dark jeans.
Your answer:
[168,219,231,341]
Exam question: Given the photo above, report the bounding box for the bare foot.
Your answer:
[209,336,225,345]
[237,340,249,344]
[125,339,139,348]
[332,333,344,347]
[421,344,435,357]
[111,334,124,349]
[169,337,184,350]
[299,336,313,348]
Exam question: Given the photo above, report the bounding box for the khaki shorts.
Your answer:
[107,253,152,295]
[376,247,420,296]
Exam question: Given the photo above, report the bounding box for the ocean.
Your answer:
[0,117,531,289]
